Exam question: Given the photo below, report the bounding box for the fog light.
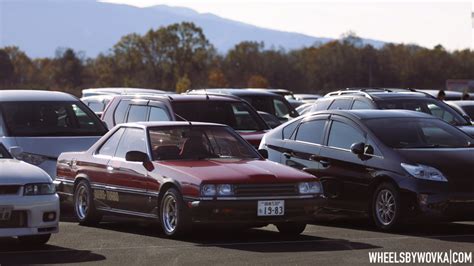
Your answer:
[43,212,56,222]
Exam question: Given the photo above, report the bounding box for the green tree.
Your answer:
[0,49,14,88]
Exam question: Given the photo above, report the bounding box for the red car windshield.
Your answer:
[149,126,260,160]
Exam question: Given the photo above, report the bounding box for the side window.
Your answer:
[114,100,130,124]
[149,106,171,121]
[115,128,147,159]
[87,102,105,113]
[328,121,365,150]
[352,100,372,110]
[312,99,332,111]
[273,99,290,118]
[328,99,352,110]
[282,120,299,139]
[97,128,125,157]
[127,105,149,123]
[295,120,326,144]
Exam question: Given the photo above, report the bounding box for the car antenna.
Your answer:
[174,113,192,126]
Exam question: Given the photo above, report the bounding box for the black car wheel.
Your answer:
[160,188,191,237]
[372,182,401,230]
[276,222,306,235]
[74,180,102,225]
[18,234,51,246]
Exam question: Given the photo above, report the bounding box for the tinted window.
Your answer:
[295,120,326,144]
[365,118,472,148]
[282,120,300,139]
[352,100,372,110]
[273,99,291,118]
[149,126,259,160]
[115,128,147,159]
[114,100,130,124]
[0,101,106,137]
[97,128,125,157]
[328,99,352,110]
[127,105,148,123]
[149,106,170,121]
[172,101,268,131]
[328,121,365,149]
[377,99,467,126]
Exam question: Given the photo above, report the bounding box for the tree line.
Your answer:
[0,22,473,96]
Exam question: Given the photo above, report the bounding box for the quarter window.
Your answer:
[114,100,130,124]
[295,120,326,144]
[115,128,147,159]
[328,99,352,110]
[149,106,170,121]
[97,128,125,157]
[352,100,372,110]
[328,121,365,150]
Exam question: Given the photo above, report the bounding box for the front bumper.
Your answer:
[185,195,324,224]
[0,194,60,237]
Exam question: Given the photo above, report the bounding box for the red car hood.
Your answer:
[155,159,316,183]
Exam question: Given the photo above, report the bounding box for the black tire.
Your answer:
[159,188,191,237]
[73,180,102,225]
[18,234,51,246]
[276,222,306,235]
[371,182,401,231]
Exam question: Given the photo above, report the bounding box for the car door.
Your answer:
[316,116,372,212]
[90,127,126,208]
[106,127,153,214]
[282,115,329,175]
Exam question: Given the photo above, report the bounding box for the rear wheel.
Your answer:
[371,182,401,231]
[160,188,191,237]
[18,234,51,246]
[74,180,102,225]
[276,222,306,235]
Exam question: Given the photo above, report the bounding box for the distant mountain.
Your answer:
[0,0,385,58]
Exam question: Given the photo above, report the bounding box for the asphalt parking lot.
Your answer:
[1,210,474,265]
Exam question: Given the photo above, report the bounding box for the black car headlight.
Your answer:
[24,183,56,196]
[401,163,448,182]
[298,182,322,194]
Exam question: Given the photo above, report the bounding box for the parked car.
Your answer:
[295,103,314,116]
[418,90,474,101]
[0,90,108,178]
[188,88,299,123]
[101,94,270,147]
[81,95,115,118]
[0,143,59,246]
[248,88,304,108]
[55,122,323,237]
[446,101,474,121]
[293,94,322,103]
[311,88,474,137]
[82,87,171,98]
[260,109,474,230]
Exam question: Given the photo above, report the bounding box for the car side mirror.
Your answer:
[350,142,365,155]
[258,149,268,159]
[9,146,23,158]
[125,151,149,163]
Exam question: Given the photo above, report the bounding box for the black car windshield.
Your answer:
[149,126,260,160]
[365,118,473,149]
[377,98,469,126]
[0,101,108,137]
[172,101,268,132]
[0,144,11,158]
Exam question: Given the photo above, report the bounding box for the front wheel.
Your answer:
[371,182,401,231]
[18,234,51,246]
[276,222,306,235]
[160,188,191,237]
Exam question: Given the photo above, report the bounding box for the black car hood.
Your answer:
[457,126,474,138]
[397,148,474,181]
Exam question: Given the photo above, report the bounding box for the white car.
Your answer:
[0,143,59,246]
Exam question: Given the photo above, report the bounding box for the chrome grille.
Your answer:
[233,183,298,197]
[0,185,20,195]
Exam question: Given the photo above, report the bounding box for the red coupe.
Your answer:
[55,122,323,237]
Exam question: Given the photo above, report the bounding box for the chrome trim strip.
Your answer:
[90,183,159,197]
[96,207,158,219]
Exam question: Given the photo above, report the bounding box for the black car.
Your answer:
[259,109,474,230]
[188,88,299,125]
[310,88,474,138]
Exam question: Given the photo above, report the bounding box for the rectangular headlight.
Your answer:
[298,182,322,194]
[24,183,56,196]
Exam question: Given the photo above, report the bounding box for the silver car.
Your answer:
[0,90,108,178]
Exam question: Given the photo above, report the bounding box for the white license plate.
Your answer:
[0,206,12,221]
[257,200,285,216]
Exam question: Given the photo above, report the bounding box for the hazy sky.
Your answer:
[102,0,473,51]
